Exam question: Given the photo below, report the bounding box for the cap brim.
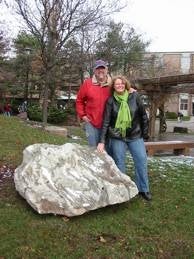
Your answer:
[94,65,107,69]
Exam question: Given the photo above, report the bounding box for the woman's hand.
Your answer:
[97,143,105,153]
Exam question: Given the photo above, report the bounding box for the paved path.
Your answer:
[155,116,194,156]
[155,116,194,134]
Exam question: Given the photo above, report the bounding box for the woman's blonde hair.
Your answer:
[110,75,131,94]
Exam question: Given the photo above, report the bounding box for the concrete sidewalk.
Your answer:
[155,116,194,134]
[155,116,194,156]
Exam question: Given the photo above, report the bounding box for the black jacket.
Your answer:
[100,92,149,143]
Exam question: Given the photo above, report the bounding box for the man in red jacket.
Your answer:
[76,60,111,147]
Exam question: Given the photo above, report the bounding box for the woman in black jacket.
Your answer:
[97,75,151,201]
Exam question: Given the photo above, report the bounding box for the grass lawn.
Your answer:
[0,115,194,258]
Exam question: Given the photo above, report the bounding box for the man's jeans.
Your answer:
[84,122,102,146]
[84,122,112,155]
[111,138,149,193]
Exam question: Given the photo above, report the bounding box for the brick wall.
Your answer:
[165,94,179,113]
[163,54,181,76]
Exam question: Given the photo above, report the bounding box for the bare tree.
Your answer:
[9,0,124,126]
[75,25,107,80]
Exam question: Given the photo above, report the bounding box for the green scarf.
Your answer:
[114,90,132,137]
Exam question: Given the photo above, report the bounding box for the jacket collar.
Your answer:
[92,75,112,87]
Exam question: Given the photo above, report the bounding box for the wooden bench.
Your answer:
[145,140,194,156]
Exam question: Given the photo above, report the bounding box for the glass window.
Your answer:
[180,99,188,110]
[181,53,190,73]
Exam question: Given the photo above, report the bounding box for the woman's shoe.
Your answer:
[139,192,152,201]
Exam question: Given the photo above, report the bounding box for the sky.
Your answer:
[114,0,194,52]
[1,0,194,52]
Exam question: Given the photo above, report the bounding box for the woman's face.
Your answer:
[114,78,126,94]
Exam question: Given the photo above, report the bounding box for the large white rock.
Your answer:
[14,143,138,217]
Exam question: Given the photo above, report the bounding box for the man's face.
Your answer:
[94,66,108,82]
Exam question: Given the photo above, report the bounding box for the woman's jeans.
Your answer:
[84,122,112,155]
[111,138,150,193]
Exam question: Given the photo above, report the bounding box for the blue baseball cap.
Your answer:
[94,60,108,69]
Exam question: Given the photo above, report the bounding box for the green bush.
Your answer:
[65,106,76,115]
[10,99,21,115]
[165,111,177,119]
[27,104,42,122]
[27,105,67,124]
[48,107,66,124]
[182,116,190,121]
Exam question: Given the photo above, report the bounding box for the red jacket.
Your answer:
[4,103,11,112]
[76,78,111,128]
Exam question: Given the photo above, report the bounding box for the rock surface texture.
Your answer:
[14,143,138,217]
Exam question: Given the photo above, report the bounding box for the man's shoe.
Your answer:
[139,192,152,201]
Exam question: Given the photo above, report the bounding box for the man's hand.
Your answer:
[97,143,105,153]
[129,87,137,93]
[82,115,90,123]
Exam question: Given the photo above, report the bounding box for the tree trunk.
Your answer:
[159,104,167,133]
[149,93,158,140]
[42,73,49,127]
[24,69,29,100]
[49,84,56,107]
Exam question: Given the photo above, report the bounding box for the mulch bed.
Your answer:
[0,165,14,185]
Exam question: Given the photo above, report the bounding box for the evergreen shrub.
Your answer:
[27,104,42,122]
[27,105,67,124]
[165,111,177,119]
[47,107,66,124]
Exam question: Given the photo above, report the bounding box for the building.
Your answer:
[140,51,194,116]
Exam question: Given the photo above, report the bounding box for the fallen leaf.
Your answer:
[62,216,70,222]
[99,236,107,243]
